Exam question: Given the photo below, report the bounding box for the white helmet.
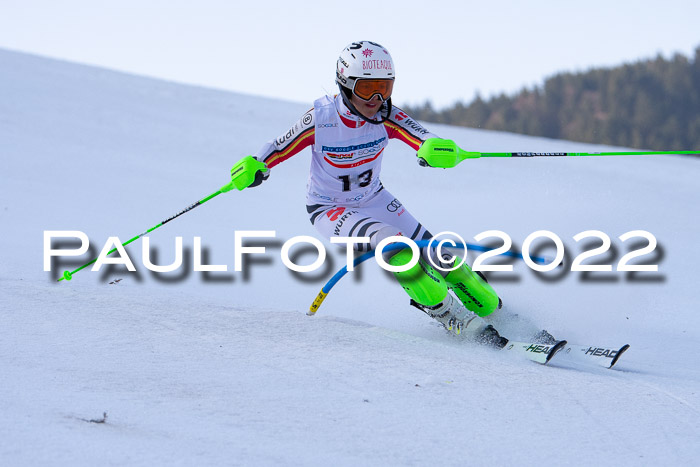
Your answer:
[336,41,395,122]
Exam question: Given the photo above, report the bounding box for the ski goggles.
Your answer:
[352,78,394,101]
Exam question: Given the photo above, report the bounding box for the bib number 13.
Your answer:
[339,169,373,192]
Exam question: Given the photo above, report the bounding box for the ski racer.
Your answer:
[227,41,509,347]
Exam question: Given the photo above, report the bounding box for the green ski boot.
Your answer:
[444,256,502,317]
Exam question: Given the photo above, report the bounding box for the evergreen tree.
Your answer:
[403,46,700,152]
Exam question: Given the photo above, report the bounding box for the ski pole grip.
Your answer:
[222,156,268,192]
[417,138,480,168]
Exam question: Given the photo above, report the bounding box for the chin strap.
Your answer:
[338,86,392,125]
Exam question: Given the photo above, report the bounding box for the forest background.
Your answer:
[404,47,700,151]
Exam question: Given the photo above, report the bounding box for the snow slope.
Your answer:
[1,48,699,466]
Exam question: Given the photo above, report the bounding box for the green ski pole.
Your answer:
[57,188,224,282]
[56,163,253,282]
[416,138,700,168]
[470,150,700,158]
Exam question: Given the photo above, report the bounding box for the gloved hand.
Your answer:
[416,138,479,168]
[221,156,269,192]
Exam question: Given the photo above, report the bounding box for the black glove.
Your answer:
[248,163,270,188]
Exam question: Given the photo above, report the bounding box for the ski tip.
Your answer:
[545,340,568,364]
[609,344,630,368]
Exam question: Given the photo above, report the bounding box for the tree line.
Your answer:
[403,47,700,151]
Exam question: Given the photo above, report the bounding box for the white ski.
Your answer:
[501,340,568,364]
[556,343,630,369]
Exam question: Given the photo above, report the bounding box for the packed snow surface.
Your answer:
[1,49,699,465]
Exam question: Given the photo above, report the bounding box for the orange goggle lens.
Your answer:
[353,78,394,101]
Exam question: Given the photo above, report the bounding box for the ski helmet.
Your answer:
[336,41,395,123]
